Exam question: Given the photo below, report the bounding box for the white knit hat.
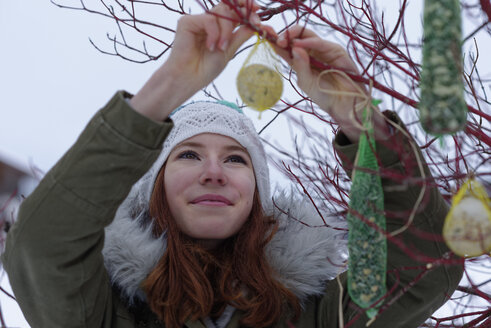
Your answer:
[118,100,272,219]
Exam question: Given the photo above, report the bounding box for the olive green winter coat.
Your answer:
[3,92,463,327]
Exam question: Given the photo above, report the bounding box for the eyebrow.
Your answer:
[174,141,249,155]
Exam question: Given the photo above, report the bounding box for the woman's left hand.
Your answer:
[273,26,389,142]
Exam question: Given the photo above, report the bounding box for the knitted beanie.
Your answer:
[118,101,272,219]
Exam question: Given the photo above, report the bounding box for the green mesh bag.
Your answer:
[419,0,467,136]
[347,105,387,319]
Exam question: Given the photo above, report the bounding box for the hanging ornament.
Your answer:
[443,178,491,257]
[347,102,387,319]
[419,0,467,136]
[236,34,283,116]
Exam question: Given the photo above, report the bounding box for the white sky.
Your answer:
[1,0,489,327]
[0,1,165,174]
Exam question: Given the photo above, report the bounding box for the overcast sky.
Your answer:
[1,1,165,174]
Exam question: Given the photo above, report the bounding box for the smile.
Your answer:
[190,194,233,206]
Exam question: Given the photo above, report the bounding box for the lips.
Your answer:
[190,194,233,206]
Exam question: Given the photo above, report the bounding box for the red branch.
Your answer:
[308,58,491,148]
[257,28,491,148]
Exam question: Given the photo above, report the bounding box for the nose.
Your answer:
[199,159,227,186]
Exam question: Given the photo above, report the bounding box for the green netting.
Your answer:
[347,107,387,319]
[419,0,467,136]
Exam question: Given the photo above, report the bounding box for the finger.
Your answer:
[246,10,261,26]
[227,25,255,57]
[229,1,261,26]
[270,44,312,83]
[260,24,278,40]
[277,25,318,48]
[289,46,317,93]
[291,46,311,77]
[293,37,359,73]
[239,0,261,25]
[213,2,259,51]
[214,6,237,51]
[234,0,260,12]
[271,43,293,65]
[201,14,220,51]
[291,38,365,94]
[209,2,244,51]
[176,14,218,51]
[293,37,344,58]
[270,30,296,66]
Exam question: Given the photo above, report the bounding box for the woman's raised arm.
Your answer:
[130,1,260,122]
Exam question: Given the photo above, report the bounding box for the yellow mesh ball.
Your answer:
[237,63,283,112]
[443,178,491,257]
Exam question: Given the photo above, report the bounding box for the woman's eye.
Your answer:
[178,151,199,160]
[227,155,246,164]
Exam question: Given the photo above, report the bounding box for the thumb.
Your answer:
[227,25,255,57]
[291,47,313,88]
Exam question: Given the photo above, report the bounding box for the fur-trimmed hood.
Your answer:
[102,190,348,308]
[101,99,347,316]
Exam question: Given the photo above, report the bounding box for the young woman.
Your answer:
[3,1,463,327]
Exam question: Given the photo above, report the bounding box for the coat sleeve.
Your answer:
[2,91,173,328]
[315,111,464,328]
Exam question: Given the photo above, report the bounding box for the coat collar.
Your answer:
[102,190,347,308]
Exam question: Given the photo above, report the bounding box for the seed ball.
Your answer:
[443,196,491,257]
[237,63,283,111]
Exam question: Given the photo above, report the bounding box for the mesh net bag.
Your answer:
[443,178,491,257]
[346,106,387,319]
[236,34,283,115]
[419,0,467,136]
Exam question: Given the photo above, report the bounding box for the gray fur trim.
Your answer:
[102,191,347,305]
[0,195,21,262]
[103,201,166,303]
[267,191,347,303]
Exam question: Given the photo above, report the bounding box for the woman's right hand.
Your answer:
[168,1,260,91]
[131,1,260,121]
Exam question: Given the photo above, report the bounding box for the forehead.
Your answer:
[171,133,248,153]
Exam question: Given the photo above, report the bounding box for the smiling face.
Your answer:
[163,133,256,248]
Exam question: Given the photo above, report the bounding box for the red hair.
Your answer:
[142,166,300,327]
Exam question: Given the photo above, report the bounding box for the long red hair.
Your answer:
[142,166,300,327]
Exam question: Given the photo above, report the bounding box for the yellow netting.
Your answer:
[443,178,491,257]
[236,34,283,115]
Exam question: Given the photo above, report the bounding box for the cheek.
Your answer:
[163,168,190,210]
[163,170,192,230]
[238,173,256,204]
[164,166,194,194]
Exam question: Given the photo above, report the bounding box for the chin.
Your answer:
[187,220,242,241]
[190,228,238,241]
